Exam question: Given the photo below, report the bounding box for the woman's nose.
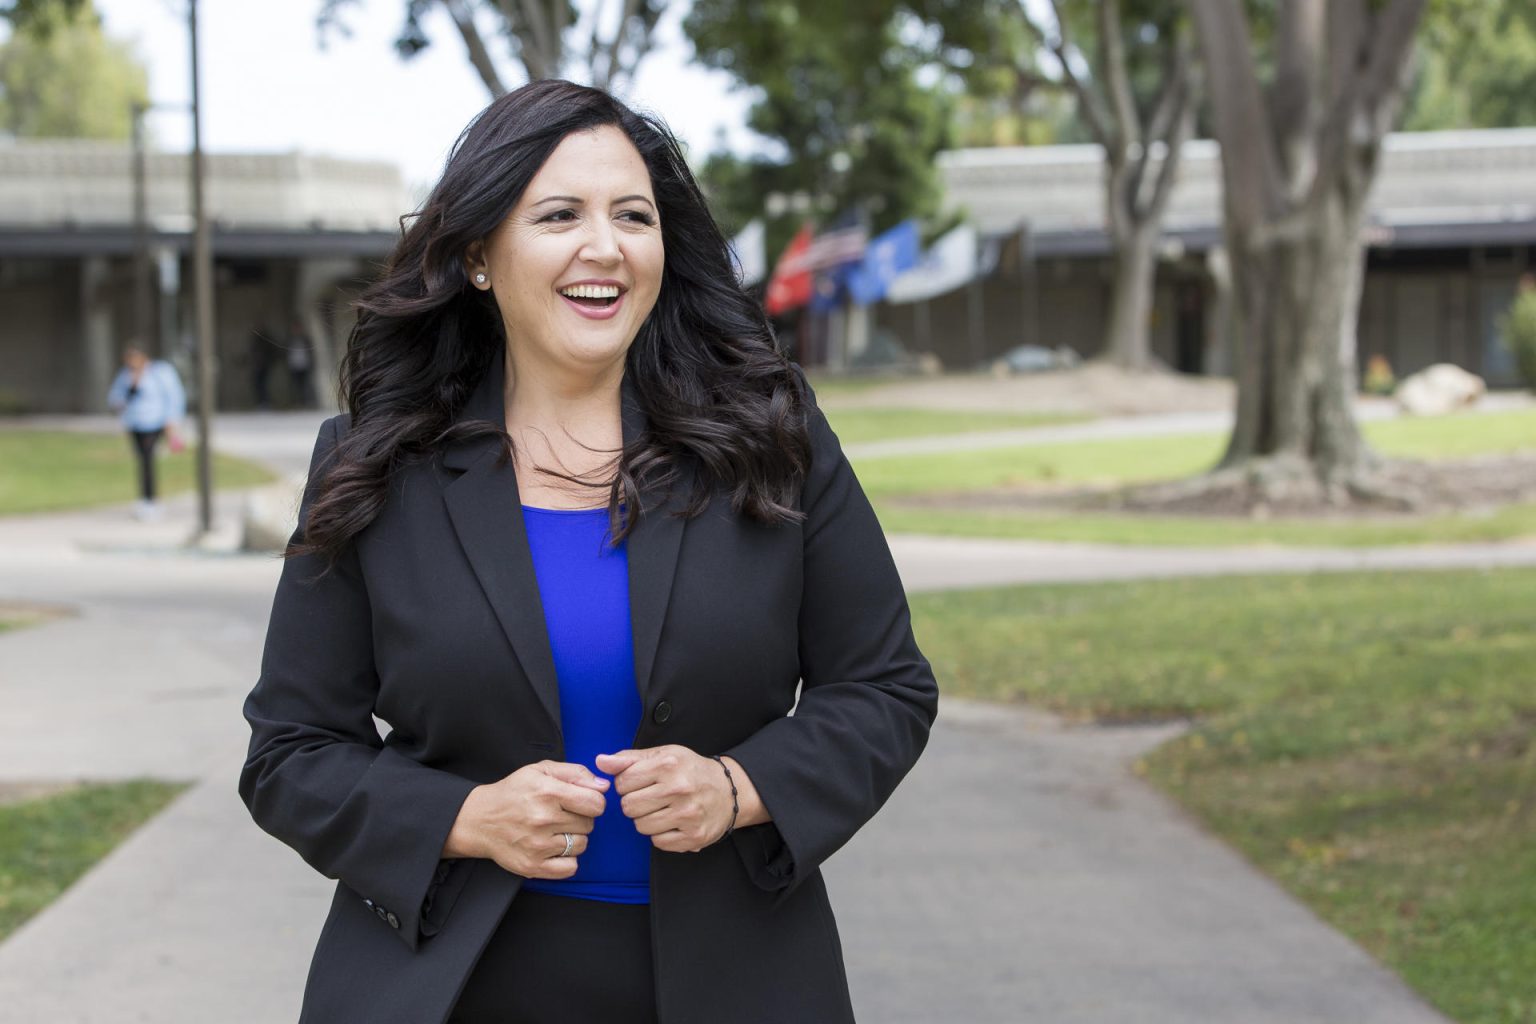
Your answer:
[579,222,622,265]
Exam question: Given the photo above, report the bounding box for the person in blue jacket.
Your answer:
[106,344,186,520]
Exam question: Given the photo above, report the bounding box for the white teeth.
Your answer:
[559,284,621,300]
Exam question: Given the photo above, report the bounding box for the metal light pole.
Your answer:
[188,0,216,536]
[130,101,153,349]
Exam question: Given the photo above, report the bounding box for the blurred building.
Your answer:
[879,127,1536,385]
[0,140,411,413]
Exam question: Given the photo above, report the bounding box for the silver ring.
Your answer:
[559,832,575,858]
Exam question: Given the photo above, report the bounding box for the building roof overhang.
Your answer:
[0,224,400,260]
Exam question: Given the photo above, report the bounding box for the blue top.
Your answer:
[107,360,186,432]
[518,505,650,905]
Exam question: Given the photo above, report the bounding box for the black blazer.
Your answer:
[240,358,938,1024]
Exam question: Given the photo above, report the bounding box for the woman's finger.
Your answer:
[617,783,671,821]
[540,760,611,791]
[527,854,579,880]
[629,809,670,837]
[546,831,588,858]
[649,829,695,854]
[548,780,607,819]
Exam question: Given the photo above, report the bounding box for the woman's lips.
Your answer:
[559,290,626,320]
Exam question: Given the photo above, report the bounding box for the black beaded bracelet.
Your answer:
[710,754,739,843]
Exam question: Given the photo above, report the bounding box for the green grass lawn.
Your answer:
[0,780,188,940]
[855,431,1226,497]
[873,502,1536,547]
[857,407,1536,545]
[822,407,1081,445]
[0,431,278,517]
[911,569,1536,1024]
[1368,408,1536,459]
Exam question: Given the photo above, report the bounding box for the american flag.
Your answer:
[801,213,869,273]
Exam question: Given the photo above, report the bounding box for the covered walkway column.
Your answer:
[80,256,117,413]
[295,257,364,412]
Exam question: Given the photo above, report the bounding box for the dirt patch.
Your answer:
[0,601,75,629]
[819,363,1234,417]
[0,781,80,807]
[896,453,1536,520]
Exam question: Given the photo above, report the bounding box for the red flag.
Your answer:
[764,222,814,316]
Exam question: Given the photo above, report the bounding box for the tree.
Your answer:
[0,0,88,30]
[318,0,669,98]
[0,2,148,140]
[1405,0,1536,130]
[1188,0,1427,504]
[685,0,954,255]
[902,1,1198,371]
[1029,1,1198,370]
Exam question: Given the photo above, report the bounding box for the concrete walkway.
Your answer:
[839,390,1534,459]
[1,418,1507,1022]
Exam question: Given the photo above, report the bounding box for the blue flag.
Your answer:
[846,220,921,305]
[808,268,847,313]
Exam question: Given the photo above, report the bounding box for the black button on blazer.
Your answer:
[239,358,939,1024]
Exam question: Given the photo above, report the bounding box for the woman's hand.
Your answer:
[442,761,609,879]
[596,747,767,853]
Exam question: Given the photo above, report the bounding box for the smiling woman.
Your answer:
[462,126,666,508]
[238,80,937,1024]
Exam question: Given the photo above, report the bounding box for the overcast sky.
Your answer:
[92,0,756,193]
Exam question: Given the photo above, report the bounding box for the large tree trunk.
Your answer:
[1221,187,1371,496]
[1103,224,1158,369]
[1185,0,1426,508]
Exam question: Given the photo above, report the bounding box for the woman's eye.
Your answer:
[541,209,578,223]
[620,210,656,226]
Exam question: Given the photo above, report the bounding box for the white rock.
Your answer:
[1393,363,1485,417]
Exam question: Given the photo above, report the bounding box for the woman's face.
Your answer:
[467,125,664,381]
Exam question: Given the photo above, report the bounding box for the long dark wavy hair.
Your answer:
[298,80,811,561]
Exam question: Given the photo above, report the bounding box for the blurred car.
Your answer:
[990,344,1082,376]
[850,328,941,375]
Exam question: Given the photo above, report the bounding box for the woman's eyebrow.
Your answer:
[529,194,655,208]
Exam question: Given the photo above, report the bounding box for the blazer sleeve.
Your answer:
[239,415,478,951]
[722,387,939,898]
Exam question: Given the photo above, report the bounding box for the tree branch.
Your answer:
[1189,0,1286,232]
[1033,0,1110,149]
[1308,0,1426,210]
[515,0,560,79]
[1135,29,1197,221]
[1141,30,1182,146]
[602,0,644,93]
[1142,58,1197,225]
[1323,0,1366,117]
[1357,0,1427,125]
[1272,0,1320,144]
[583,0,606,87]
[443,0,509,97]
[1097,0,1139,151]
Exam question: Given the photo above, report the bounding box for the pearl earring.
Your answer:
[474,272,487,285]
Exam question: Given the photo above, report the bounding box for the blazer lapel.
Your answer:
[621,378,691,705]
[438,358,693,732]
[441,357,564,734]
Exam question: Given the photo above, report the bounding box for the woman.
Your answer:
[240,80,937,1024]
[106,344,185,520]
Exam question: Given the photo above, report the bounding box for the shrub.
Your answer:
[1501,286,1536,390]
[1362,354,1396,396]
